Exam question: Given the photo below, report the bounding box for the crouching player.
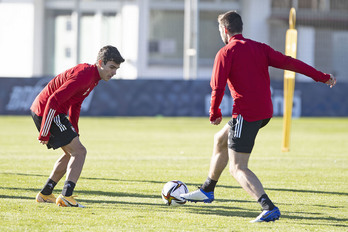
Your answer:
[31,45,124,207]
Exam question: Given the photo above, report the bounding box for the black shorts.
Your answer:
[31,111,78,150]
[228,115,270,153]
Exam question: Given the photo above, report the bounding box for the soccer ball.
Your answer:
[161,180,189,206]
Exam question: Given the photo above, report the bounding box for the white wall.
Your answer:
[241,0,271,44]
[0,0,274,79]
[296,26,315,81]
[118,3,139,79]
[0,3,34,77]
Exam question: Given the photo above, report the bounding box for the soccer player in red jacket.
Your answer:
[31,45,124,207]
[180,11,336,222]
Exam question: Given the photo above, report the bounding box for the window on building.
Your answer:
[80,13,97,64]
[148,9,224,67]
[148,10,184,66]
[45,10,75,74]
[331,0,348,11]
[270,0,348,82]
[44,7,119,76]
[199,11,224,66]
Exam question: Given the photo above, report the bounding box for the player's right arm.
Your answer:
[209,49,231,124]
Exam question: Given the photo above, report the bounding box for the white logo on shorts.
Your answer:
[234,115,243,138]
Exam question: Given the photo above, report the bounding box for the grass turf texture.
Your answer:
[0,116,347,231]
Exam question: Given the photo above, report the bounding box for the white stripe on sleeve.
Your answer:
[41,109,56,136]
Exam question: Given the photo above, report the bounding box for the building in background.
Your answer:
[0,0,347,81]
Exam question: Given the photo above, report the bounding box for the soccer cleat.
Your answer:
[250,207,281,223]
[180,189,214,203]
[56,194,85,208]
[36,192,56,203]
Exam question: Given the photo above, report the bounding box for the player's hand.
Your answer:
[326,74,336,88]
[210,117,222,125]
[38,139,48,145]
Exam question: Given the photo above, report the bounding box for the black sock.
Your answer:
[40,178,57,195]
[61,181,76,197]
[258,194,275,211]
[201,177,217,192]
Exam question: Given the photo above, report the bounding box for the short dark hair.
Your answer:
[218,11,243,34]
[96,45,125,65]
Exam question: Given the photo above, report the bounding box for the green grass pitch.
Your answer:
[0,116,347,231]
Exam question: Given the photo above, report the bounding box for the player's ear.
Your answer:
[224,27,228,34]
[97,59,103,67]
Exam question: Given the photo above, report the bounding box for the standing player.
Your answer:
[31,45,124,207]
[180,11,336,222]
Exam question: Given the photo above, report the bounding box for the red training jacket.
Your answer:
[31,63,100,141]
[210,34,330,122]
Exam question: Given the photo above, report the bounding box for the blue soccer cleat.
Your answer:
[250,207,281,223]
[180,189,214,203]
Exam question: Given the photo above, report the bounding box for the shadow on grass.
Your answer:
[263,187,348,196]
[299,222,348,229]
[80,177,348,197]
[0,194,32,200]
[0,186,159,199]
[218,184,348,197]
[1,185,347,226]
[182,204,348,226]
[2,172,347,197]
[284,215,348,225]
[184,204,257,218]
[80,198,163,207]
[0,186,39,192]
[0,172,46,178]
[80,198,256,219]
[76,189,159,199]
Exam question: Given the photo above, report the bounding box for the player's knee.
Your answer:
[229,164,238,177]
[72,145,87,158]
[80,145,87,157]
[229,163,245,177]
[214,132,227,148]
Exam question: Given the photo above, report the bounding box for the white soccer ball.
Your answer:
[161,180,189,206]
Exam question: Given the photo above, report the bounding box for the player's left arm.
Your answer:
[69,101,82,135]
[266,45,335,85]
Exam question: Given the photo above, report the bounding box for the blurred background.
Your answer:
[0,0,347,117]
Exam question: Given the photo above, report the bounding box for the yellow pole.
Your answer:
[282,8,297,152]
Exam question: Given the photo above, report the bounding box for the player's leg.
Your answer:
[31,111,60,203]
[208,123,230,180]
[228,150,280,222]
[180,123,229,203]
[56,136,86,207]
[228,116,280,222]
[49,152,71,182]
[228,151,266,200]
[61,137,87,184]
[32,112,84,206]
[36,152,70,203]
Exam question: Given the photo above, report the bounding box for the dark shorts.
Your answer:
[228,115,270,153]
[31,111,78,150]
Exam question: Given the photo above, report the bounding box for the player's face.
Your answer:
[98,60,120,81]
[219,24,229,45]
